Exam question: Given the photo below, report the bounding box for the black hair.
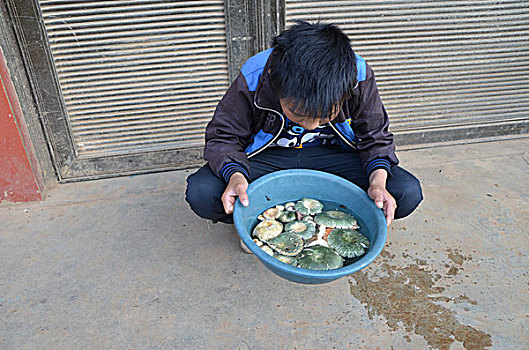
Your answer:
[269,21,357,121]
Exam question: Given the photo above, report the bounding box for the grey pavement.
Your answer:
[1,138,529,349]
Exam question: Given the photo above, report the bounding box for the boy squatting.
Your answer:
[185,21,423,242]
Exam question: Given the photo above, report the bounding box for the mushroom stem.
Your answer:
[305,225,330,247]
[324,227,333,241]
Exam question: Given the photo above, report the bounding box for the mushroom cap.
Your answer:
[301,215,315,223]
[284,220,316,239]
[267,232,304,256]
[294,198,324,215]
[278,211,297,223]
[284,202,296,211]
[253,219,283,241]
[297,246,344,270]
[261,245,275,256]
[274,253,298,266]
[327,228,370,258]
[314,210,358,229]
[262,207,282,220]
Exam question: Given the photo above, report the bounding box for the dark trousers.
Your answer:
[185,147,423,224]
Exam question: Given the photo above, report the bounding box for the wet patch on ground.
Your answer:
[348,249,492,350]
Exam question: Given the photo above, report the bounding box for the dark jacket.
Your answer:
[204,48,399,183]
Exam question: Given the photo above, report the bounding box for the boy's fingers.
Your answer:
[368,188,384,209]
[223,197,234,214]
[386,215,393,226]
[385,209,394,226]
[239,195,249,207]
[236,185,249,207]
[221,191,236,214]
[374,194,384,209]
[222,180,249,214]
[384,197,396,226]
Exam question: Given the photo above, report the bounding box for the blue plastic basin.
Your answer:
[233,169,387,284]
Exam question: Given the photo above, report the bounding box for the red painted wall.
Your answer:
[0,49,43,202]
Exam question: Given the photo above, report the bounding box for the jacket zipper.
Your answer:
[247,100,285,158]
[249,101,357,157]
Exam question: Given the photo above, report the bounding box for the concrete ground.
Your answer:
[1,138,528,349]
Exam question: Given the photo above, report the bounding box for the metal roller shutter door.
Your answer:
[40,0,229,156]
[285,0,529,146]
[11,0,230,180]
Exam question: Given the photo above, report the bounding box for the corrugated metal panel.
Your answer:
[38,0,229,156]
[286,0,529,142]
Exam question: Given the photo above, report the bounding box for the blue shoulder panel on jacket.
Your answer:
[245,129,274,155]
[241,48,274,92]
[355,53,366,82]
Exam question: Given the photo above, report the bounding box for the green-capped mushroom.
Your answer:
[327,228,369,258]
[297,246,344,270]
[301,215,315,223]
[267,232,304,256]
[274,253,298,266]
[284,220,316,239]
[253,219,283,241]
[314,210,358,229]
[278,211,297,223]
[294,198,324,215]
[284,202,296,211]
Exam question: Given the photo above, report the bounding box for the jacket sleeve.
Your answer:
[203,73,256,182]
[349,64,399,177]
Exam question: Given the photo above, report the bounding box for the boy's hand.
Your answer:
[222,172,249,214]
[368,185,396,226]
[367,169,396,226]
